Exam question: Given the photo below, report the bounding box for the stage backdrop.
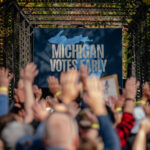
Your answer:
[33,28,122,88]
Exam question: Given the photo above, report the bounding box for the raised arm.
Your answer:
[60,68,80,104]
[83,76,121,150]
[22,63,39,123]
[0,67,13,116]
[132,118,150,150]
[116,77,139,147]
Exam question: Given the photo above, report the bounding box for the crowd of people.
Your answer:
[0,62,150,150]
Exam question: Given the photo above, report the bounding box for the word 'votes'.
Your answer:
[49,44,107,72]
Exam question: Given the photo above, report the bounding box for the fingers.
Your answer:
[34,70,39,77]
[125,77,139,89]
[0,67,5,76]
[5,68,9,77]
[33,85,38,90]
[14,95,19,103]
[80,64,91,74]
[48,76,61,96]
[0,67,13,88]
[25,63,38,75]
[48,76,59,86]
[60,72,65,84]
[85,76,100,91]
[8,73,14,82]
[0,68,11,77]
[67,68,79,83]
[23,62,39,82]
[60,68,79,85]
[40,99,47,110]
[143,82,149,89]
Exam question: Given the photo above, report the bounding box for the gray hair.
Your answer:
[1,121,33,150]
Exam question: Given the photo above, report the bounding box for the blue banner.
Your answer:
[34,28,122,88]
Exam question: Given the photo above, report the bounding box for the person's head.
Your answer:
[44,112,79,150]
[1,121,33,150]
[0,113,17,134]
[77,109,99,141]
[78,138,98,150]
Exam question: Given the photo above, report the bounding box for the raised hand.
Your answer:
[46,96,58,108]
[14,80,25,103]
[23,62,39,123]
[140,118,150,134]
[142,82,150,100]
[83,76,106,115]
[0,67,13,94]
[60,68,80,104]
[124,77,139,114]
[80,64,89,87]
[32,99,49,121]
[22,63,39,83]
[33,85,42,101]
[47,76,61,97]
[67,102,81,118]
[132,118,150,150]
[125,77,140,99]
[114,95,125,109]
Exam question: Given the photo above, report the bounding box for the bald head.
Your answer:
[44,112,78,149]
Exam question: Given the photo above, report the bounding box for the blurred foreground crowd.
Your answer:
[0,63,150,150]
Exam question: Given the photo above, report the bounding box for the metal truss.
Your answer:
[30,20,126,27]
[22,7,136,13]
[17,0,138,4]
[0,0,33,99]
[0,0,150,99]
[27,14,132,22]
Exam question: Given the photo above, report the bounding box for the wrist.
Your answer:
[93,106,107,116]
[54,91,62,98]
[142,96,148,101]
[91,123,100,129]
[24,80,33,85]
[115,107,122,113]
[136,100,146,106]
[60,95,73,104]
[0,86,8,95]
[139,128,147,135]
[126,97,136,101]
[124,107,134,114]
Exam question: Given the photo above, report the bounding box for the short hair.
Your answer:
[1,121,33,150]
[44,112,78,147]
[0,113,16,134]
